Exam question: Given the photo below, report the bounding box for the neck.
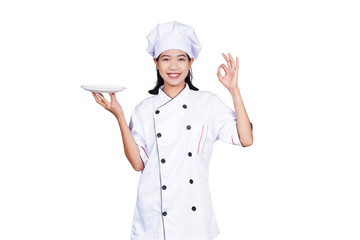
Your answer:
[163,82,186,98]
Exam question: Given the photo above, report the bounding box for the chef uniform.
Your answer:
[128,21,253,240]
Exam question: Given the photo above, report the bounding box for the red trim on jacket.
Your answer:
[197,125,204,154]
[140,146,149,158]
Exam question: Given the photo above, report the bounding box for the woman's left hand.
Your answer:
[217,53,239,93]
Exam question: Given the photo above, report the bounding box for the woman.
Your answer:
[92,21,253,240]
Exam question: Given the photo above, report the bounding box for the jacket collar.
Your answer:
[156,82,190,110]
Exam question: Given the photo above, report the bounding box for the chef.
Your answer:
[127,21,254,240]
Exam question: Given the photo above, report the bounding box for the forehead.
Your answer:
[159,49,187,57]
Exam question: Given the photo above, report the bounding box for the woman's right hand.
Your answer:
[92,92,124,119]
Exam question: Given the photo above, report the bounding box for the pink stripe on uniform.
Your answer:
[197,125,204,154]
[140,146,149,158]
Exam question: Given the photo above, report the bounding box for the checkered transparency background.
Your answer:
[0,0,359,239]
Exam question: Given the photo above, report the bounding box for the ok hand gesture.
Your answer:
[217,53,239,93]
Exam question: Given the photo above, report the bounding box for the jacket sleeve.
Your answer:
[212,94,253,147]
[129,106,150,164]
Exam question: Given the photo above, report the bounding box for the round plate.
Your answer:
[81,85,127,93]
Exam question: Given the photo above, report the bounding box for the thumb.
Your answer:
[110,92,116,100]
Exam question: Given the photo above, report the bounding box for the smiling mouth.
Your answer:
[167,73,181,79]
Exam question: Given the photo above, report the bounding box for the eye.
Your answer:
[179,58,186,61]
[162,58,170,61]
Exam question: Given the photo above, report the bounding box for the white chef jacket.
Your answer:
[128,82,253,240]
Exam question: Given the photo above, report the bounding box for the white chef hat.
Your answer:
[146,21,202,60]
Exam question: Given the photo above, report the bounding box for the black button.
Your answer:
[183,104,187,109]
[162,185,167,190]
[155,110,160,114]
[188,152,192,157]
[192,206,196,211]
[189,179,194,184]
[157,133,162,138]
[186,125,191,130]
[161,159,166,164]
[162,211,167,216]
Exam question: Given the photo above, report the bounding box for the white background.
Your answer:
[1,0,359,239]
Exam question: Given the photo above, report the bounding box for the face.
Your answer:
[154,49,194,87]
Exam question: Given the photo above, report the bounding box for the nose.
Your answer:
[169,60,178,70]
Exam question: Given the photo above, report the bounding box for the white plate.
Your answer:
[81,85,127,93]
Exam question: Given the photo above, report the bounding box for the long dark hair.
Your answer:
[148,53,199,95]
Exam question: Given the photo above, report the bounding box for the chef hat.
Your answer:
[146,21,202,60]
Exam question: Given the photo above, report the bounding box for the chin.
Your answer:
[165,78,185,86]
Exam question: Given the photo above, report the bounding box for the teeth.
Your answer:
[169,73,179,76]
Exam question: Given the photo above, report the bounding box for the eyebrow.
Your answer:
[160,54,187,58]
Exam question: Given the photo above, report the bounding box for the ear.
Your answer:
[189,58,194,68]
[153,57,158,69]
